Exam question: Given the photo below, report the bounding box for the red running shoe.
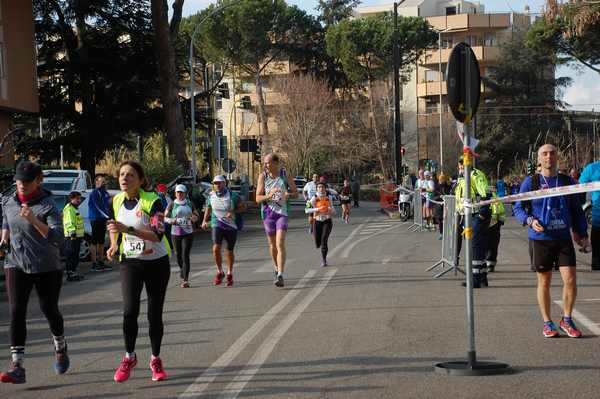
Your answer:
[559,318,582,338]
[214,271,225,286]
[226,274,233,287]
[150,357,167,381]
[543,322,559,338]
[0,362,25,384]
[114,356,137,383]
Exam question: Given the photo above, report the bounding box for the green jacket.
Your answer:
[490,192,506,226]
[455,168,490,215]
[63,203,84,238]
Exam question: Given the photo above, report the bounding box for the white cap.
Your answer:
[212,175,226,183]
[175,184,187,193]
[424,171,431,177]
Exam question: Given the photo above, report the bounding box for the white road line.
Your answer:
[382,258,392,265]
[554,300,600,336]
[190,269,214,279]
[340,223,403,259]
[254,258,296,273]
[219,269,338,399]
[179,270,317,398]
[327,218,371,258]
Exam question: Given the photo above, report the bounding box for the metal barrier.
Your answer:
[407,190,424,232]
[426,195,464,278]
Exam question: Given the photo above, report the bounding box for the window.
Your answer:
[465,36,480,46]
[215,94,222,110]
[484,34,497,46]
[442,35,454,49]
[216,120,223,136]
[425,70,440,82]
[446,6,457,15]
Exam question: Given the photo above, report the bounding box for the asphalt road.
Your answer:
[2,202,600,398]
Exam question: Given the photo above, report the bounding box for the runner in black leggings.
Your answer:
[0,161,68,385]
[107,160,171,383]
[165,184,199,288]
[306,182,335,267]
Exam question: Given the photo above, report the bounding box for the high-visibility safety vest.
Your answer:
[63,203,84,238]
[455,168,490,214]
[112,190,171,260]
[490,192,506,227]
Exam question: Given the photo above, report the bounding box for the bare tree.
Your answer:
[272,74,335,176]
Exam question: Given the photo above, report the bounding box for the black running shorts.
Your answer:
[528,239,576,273]
[211,227,238,250]
[90,220,107,245]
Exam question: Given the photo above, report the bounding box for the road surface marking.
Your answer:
[179,270,317,398]
[219,269,338,399]
[254,258,296,273]
[555,301,600,336]
[340,223,403,259]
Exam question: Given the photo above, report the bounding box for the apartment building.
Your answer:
[0,1,38,166]
[198,60,294,184]
[355,0,532,170]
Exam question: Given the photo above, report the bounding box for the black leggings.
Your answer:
[173,234,194,281]
[314,219,333,259]
[5,268,64,347]
[120,256,170,356]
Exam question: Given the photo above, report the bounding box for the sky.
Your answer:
[177,0,600,112]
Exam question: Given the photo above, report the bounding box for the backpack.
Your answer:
[522,173,572,216]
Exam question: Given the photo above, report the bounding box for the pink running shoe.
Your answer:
[150,357,167,381]
[114,356,137,383]
[559,318,582,338]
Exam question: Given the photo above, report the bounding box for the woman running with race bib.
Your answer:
[107,161,171,383]
[165,184,199,288]
[255,153,298,287]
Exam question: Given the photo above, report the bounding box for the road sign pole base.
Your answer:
[434,357,511,376]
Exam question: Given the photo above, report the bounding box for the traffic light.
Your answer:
[254,145,261,163]
[217,136,228,160]
[527,160,535,175]
[203,146,210,164]
[400,146,405,157]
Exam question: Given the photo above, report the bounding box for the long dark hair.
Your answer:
[118,160,150,191]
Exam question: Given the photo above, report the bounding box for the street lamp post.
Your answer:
[393,0,406,185]
[189,3,240,183]
[438,28,451,173]
[189,0,275,183]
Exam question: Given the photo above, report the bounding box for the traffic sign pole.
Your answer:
[434,43,511,376]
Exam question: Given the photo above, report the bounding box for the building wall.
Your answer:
[0,1,38,167]
[0,0,38,113]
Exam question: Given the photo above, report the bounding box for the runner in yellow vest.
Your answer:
[62,191,85,282]
[106,161,171,383]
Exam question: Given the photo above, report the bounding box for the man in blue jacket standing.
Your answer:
[88,175,111,272]
[579,161,600,270]
[514,144,590,339]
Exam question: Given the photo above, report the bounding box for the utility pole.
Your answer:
[393,1,406,184]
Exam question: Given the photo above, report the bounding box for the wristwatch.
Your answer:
[127,226,135,234]
[526,216,534,226]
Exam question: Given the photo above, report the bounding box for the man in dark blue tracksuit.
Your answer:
[514,144,589,339]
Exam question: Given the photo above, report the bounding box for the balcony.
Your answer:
[421,45,501,66]
[417,81,485,98]
[426,13,511,31]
